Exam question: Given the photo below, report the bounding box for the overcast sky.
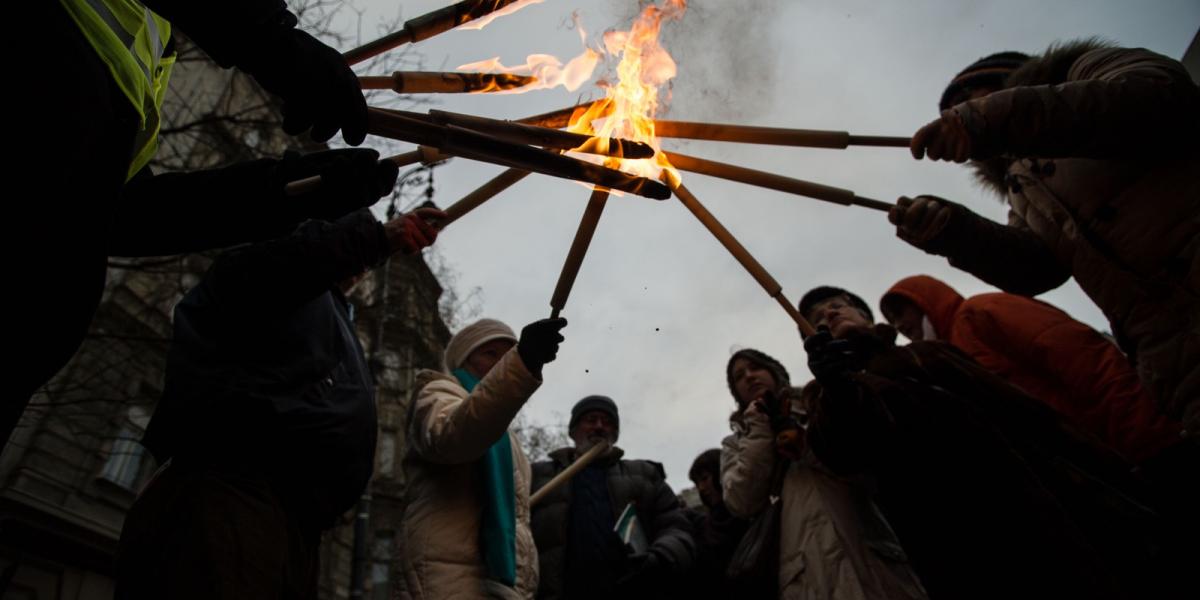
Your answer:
[331,0,1198,490]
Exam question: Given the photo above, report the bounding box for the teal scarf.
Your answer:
[453,368,517,586]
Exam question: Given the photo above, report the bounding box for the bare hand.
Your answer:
[889,195,954,247]
[911,110,973,162]
[385,207,446,254]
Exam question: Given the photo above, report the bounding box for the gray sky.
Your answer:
[333,0,1199,490]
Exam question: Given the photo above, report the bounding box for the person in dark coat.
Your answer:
[11,0,378,443]
[529,395,695,600]
[682,449,750,600]
[799,285,1179,600]
[888,40,1200,438]
[114,206,442,600]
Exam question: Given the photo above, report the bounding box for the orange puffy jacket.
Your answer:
[882,275,1180,462]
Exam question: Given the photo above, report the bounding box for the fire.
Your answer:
[456,50,599,93]
[456,12,600,93]
[456,0,547,32]
[457,0,687,182]
[568,0,687,183]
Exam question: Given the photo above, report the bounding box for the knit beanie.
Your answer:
[444,318,518,372]
[568,395,620,439]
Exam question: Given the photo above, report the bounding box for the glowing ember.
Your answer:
[455,0,547,31]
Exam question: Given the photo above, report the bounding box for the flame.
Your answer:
[567,0,687,184]
[456,50,599,93]
[456,0,688,186]
[456,0,547,31]
[457,12,599,94]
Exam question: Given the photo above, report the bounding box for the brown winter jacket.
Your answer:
[806,325,1167,600]
[720,387,928,600]
[913,41,1200,437]
[396,348,541,600]
[883,275,1182,461]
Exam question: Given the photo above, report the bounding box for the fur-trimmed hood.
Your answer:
[968,38,1115,196]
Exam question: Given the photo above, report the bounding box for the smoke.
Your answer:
[609,0,785,121]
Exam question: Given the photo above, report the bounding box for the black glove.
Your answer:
[240,17,367,145]
[804,326,862,386]
[517,318,567,376]
[277,149,398,221]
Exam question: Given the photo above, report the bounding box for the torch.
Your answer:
[662,170,817,337]
[548,188,610,319]
[344,0,537,65]
[529,440,612,506]
[359,71,537,94]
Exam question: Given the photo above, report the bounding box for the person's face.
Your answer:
[731,357,777,407]
[692,470,722,510]
[884,298,927,342]
[807,296,872,339]
[464,339,515,379]
[571,410,617,450]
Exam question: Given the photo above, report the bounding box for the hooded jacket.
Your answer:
[883,275,1181,461]
[912,40,1200,436]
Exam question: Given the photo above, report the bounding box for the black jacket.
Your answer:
[143,211,390,528]
[530,446,695,599]
[141,0,289,69]
[682,505,750,600]
[806,326,1169,600]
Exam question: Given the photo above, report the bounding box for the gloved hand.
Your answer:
[279,149,399,220]
[384,208,444,254]
[749,390,808,460]
[910,108,974,162]
[241,22,367,145]
[804,326,863,387]
[888,195,956,248]
[517,318,568,376]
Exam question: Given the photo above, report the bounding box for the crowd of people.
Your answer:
[16,1,1198,598]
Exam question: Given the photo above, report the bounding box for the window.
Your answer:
[98,406,150,490]
[377,431,396,478]
[370,536,393,600]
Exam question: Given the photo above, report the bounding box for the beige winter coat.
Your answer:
[721,398,927,600]
[396,348,540,600]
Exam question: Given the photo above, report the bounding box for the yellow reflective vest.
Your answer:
[60,0,175,179]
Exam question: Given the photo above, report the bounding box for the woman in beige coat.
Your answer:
[397,317,567,599]
[720,348,927,600]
